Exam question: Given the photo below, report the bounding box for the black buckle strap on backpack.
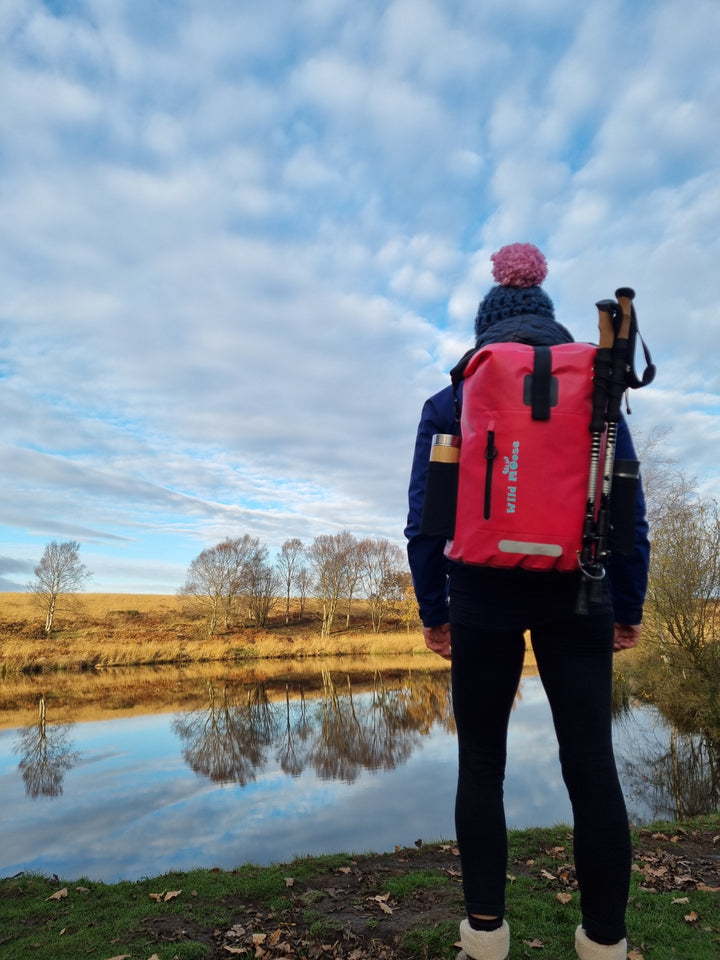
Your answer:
[526,345,554,421]
[576,288,654,615]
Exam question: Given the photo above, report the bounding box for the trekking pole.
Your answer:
[576,299,617,615]
[588,288,635,602]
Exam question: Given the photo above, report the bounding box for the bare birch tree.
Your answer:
[358,537,406,633]
[179,535,268,635]
[28,540,92,634]
[276,538,305,625]
[308,532,353,637]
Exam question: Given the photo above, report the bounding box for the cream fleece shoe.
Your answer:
[456,918,510,960]
[575,926,627,960]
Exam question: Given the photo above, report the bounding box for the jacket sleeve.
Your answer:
[404,385,456,627]
[606,417,651,624]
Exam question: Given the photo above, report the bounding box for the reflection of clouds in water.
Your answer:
[505,678,572,826]
[0,674,693,883]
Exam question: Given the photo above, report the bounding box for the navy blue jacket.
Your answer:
[405,376,650,630]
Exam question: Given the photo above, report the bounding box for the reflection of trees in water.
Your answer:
[309,671,452,782]
[172,671,453,786]
[13,698,78,798]
[172,681,278,785]
[305,670,455,782]
[623,725,720,822]
[277,685,311,777]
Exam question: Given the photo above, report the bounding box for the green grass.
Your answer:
[0,854,356,960]
[383,868,452,898]
[1,822,718,959]
[401,918,459,957]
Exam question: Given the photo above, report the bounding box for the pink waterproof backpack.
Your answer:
[445,341,597,572]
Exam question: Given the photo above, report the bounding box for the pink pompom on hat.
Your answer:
[475,242,556,339]
[490,242,548,288]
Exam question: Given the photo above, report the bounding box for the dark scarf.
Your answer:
[474,311,574,349]
[451,312,574,389]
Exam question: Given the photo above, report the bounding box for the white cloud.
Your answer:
[1,0,719,591]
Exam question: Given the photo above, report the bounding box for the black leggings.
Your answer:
[451,614,631,944]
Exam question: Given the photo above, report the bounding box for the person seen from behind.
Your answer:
[405,243,650,960]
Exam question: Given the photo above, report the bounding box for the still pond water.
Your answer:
[0,660,717,883]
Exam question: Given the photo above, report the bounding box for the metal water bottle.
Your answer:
[420,434,461,539]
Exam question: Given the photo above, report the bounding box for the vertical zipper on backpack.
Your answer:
[484,426,497,519]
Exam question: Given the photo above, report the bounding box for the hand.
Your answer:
[423,623,452,660]
[614,622,641,651]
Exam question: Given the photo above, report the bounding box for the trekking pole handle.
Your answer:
[614,287,635,340]
[596,299,617,350]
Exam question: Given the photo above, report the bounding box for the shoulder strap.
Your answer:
[449,347,477,430]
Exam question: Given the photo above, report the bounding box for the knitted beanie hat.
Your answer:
[474,243,555,340]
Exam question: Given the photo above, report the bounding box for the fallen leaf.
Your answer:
[75,886,90,893]
[337,866,352,875]
[684,910,699,924]
[628,951,644,960]
[147,955,160,960]
[556,892,572,904]
[105,955,132,960]
[149,892,164,902]
[698,883,720,892]
[367,894,393,914]
[164,889,182,902]
[252,933,267,944]
[284,877,295,887]
[523,938,544,948]
[672,897,690,904]
[540,869,555,881]
[46,888,68,901]
[59,928,67,935]
[222,948,246,956]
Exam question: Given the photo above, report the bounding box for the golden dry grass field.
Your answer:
[0,593,535,723]
[0,592,431,671]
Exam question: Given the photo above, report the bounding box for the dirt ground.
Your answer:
[141,827,720,959]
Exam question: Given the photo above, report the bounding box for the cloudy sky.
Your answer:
[2,0,719,594]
